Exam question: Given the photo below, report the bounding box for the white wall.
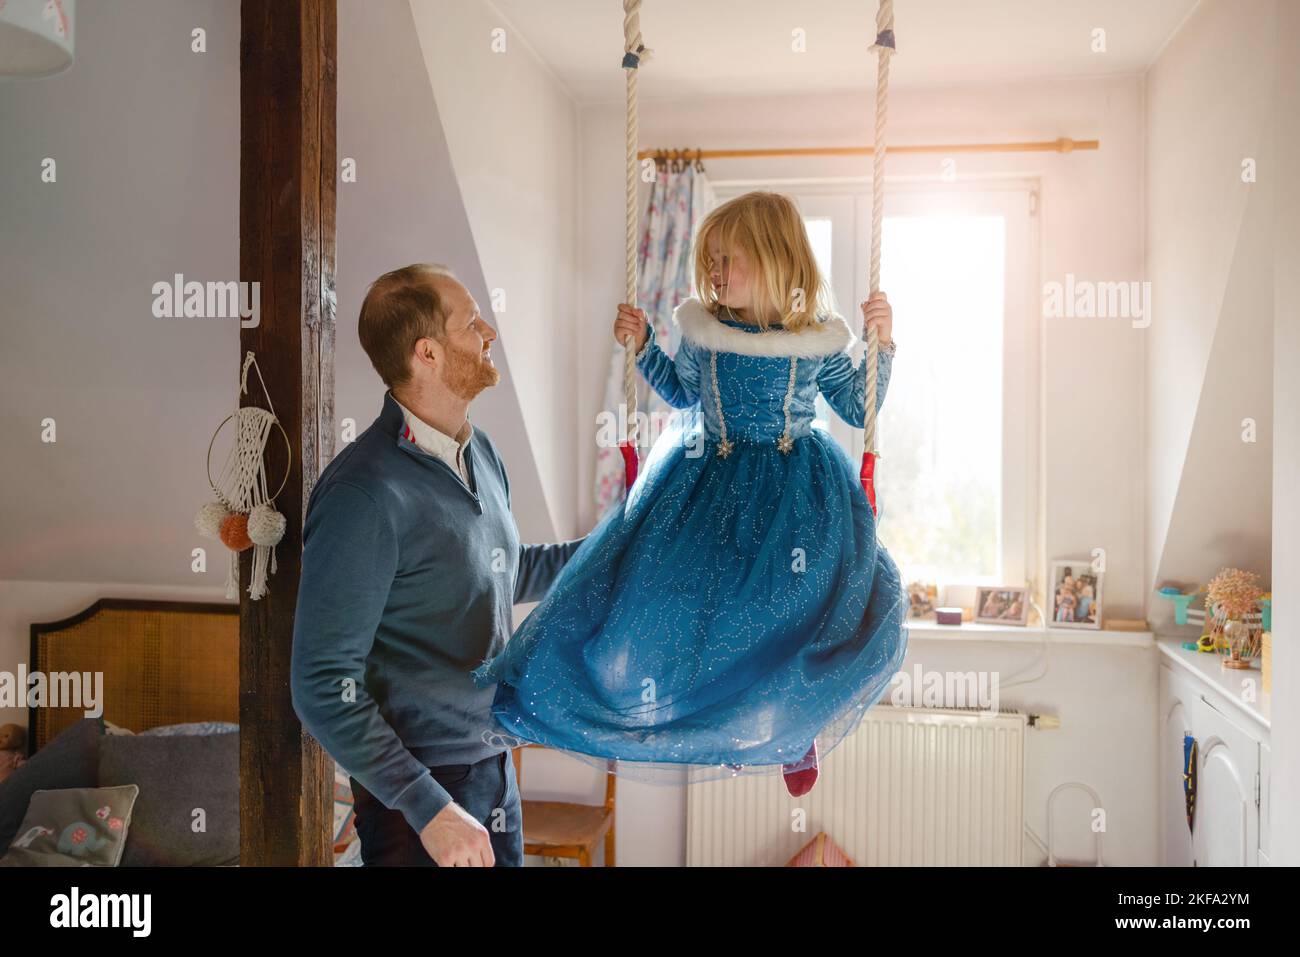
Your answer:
[1144,0,1275,612]
[0,0,245,716]
[1267,0,1300,867]
[0,0,240,587]
[409,0,581,538]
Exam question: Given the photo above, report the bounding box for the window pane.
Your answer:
[803,216,833,285]
[804,216,834,432]
[877,215,1005,583]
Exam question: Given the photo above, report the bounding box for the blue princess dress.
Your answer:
[471,298,909,782]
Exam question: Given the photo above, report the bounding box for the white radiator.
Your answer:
[686,705,1027,866]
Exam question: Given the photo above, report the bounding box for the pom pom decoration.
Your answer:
[194,501,231,539]
[219,513,254,552]
[201,352,292,600]
[247,503,287,547]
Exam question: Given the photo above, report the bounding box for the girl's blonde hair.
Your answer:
[693,191,834,332]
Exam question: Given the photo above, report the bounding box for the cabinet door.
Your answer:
[1259,741,1270,864]
[1159,665,1196,867]
[1192,696,1260,867]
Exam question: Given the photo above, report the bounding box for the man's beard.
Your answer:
[440,337,500,400]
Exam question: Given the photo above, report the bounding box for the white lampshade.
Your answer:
[0,0,75,78]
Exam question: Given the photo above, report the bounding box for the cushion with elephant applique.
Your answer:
[0,785,139,867]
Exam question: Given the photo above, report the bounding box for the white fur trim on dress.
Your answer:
[673,297,855,358]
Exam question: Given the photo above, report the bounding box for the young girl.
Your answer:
[472,191,908,795]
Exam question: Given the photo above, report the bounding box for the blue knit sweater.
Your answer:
[291,391,583,833]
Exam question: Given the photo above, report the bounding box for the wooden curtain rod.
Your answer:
[638,137,1098,161]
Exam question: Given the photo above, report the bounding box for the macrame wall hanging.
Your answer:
[194,351,290,600]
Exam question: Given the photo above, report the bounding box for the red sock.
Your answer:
[782,739,819,797]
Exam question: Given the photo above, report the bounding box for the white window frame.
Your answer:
[710,176,1042,593]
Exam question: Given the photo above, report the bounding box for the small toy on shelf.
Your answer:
[1156,582,1204,626]
[935,607,963,626]
[907,581,938,619]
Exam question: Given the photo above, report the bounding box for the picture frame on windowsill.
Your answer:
[1049,559,1103,630]
[975,586,1030,626]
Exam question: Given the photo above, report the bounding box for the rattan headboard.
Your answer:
[28,599,238,754]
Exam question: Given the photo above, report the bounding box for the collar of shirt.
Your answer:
[391,396,473,483]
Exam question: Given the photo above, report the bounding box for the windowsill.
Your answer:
[905,618,1153,647]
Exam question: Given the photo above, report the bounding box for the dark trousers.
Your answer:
[350,750,522,866]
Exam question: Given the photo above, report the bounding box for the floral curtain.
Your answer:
[593,163,716,518]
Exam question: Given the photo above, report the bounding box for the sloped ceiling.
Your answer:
[1153,157,1274,592]
[406,0,578,541]
[336,0,555,542]
[1145,0,1276,615]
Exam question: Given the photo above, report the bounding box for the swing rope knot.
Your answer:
[621,43,650,69]
[872,28,896,51]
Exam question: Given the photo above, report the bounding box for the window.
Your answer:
[873,214,1004,582]
[710,182,1037,590]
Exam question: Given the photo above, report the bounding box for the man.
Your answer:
[291,263,584,866]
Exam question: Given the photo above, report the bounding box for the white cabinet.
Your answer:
[1158,656,1267,866]
[1193,696,1260,865]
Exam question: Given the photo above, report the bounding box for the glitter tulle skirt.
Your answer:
[470,413,909,784]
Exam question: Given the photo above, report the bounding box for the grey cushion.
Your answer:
[98,731,238,866]
[0,717,103,850]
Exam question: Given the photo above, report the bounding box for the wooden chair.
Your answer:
[512,744,616,867]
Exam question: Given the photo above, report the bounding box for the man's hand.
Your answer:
[419,801,495,866]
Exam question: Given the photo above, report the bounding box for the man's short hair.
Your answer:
[358,263,457,389]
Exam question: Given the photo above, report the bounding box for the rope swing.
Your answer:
[861,0,895,517]
[618,0,650,491]
[615,0,894,518]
